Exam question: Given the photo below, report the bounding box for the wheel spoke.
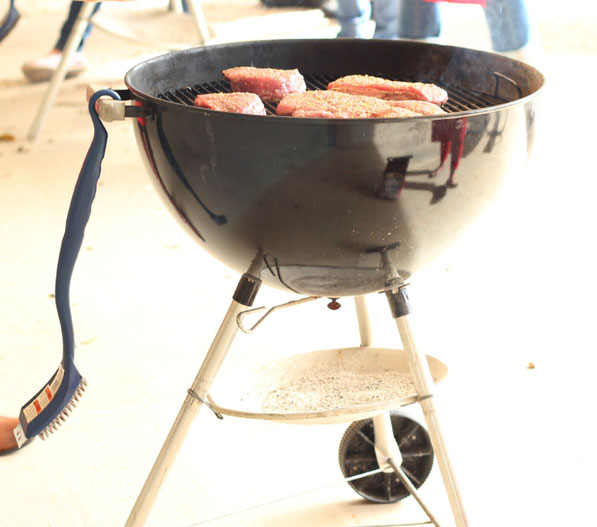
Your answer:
[397,421,420,448]
[344,454,378,465]
[385,472,393,501]
[359,473,382,492]
[357,429,376,449]
[401,446,434,458]
[400,465,422,487]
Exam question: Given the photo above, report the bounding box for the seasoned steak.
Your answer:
[193,92,266,115]
[328,75,448,106]
[223,66,306,102]
[375,106,433,118]
[276,90,419,119]
[389,100,447,115]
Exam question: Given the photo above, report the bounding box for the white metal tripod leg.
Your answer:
[372,412,442,526]
[354,295,372,347]
[393,310,469,527]
[27,1,97,141]
[387,457,442,527]
[357,295,440,525]
[125,299,246,527]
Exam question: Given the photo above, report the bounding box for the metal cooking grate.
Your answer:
[157,73,511,115]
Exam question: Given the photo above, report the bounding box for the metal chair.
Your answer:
[27,0,209,141]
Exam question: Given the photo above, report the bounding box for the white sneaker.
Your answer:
[22,51,88,83]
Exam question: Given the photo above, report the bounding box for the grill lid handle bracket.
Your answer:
[86,85,143,121]
[98,99,126,122]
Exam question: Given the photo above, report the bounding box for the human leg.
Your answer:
[447,139,463,185]
[22,2,102,83]
[336,0,372,37]
[396,0,441,40]
[484,0,530,52]
[447,119,467,184]
[430,140,450,178]
[55,1,102,52]
[372,0,398,39]
[0,416,18,452]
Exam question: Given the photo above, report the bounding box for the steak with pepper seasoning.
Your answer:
[223,66,306,102]
[193,92,266,115]
[328,75,448,106]
[388,100,447,115]
[276,90,419,119]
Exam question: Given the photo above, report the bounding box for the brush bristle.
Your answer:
[38,379,87,441]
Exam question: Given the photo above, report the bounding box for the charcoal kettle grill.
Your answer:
[37,38,544,526]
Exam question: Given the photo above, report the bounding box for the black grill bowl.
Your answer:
[124,38,544,297]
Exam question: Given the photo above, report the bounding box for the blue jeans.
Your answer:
[55,1,102,52]
[484,0,530,51]
[396,0,441,39]
[336,0,529,51]
[336,0,441,39]
[336,0,372,37]
[54,1,193,52]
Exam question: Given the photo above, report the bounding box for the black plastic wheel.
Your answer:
[338,409,434,504]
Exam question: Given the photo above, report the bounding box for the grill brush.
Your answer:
[13,90,121,446]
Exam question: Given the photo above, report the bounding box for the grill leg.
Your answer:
[372,412,441,527]
[125,272,261,527]
[386,286,469,527]
[357,294,441,525]
[386,456,442,527]
[354,295,372,347]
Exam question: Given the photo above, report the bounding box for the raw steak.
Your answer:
[327,75,448,106]
[193,92,266,115]
[222,66,306,102]
[389,100,447,115]
[375,106,433,118]
[276,90,419,119]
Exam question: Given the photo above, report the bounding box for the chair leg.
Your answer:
[184,0,210,45]
[27,1,97,141]
[386,286,469,527]
[168,0,184,13]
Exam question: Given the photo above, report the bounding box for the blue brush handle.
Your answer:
[55,89,121,361]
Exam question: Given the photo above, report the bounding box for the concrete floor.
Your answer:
[1,1,597,526]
